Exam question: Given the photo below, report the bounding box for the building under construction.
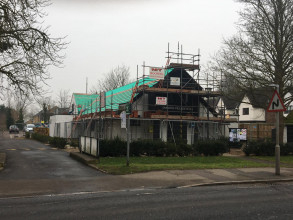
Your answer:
[53,46,236,145]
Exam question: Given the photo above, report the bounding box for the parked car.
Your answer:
[24,124,35,133]
[9,125,19,134]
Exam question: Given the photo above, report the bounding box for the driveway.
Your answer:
[0,134,106,197]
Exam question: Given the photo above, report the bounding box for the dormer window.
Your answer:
[243,108,249,115]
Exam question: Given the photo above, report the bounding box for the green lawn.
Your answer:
[252,156,293,166]
[94,156,272,175]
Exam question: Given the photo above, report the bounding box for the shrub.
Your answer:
[242,141,256,156]
[31,133,50,143]
[165,142,177,156]
[49,137,67,149]
[99,138,229,157]
[100,137,127,157]
[194,139,229,156]
[25,132,30,139]
[69,139,79,148]
[130,139,193,157]
[281,143,293,156]
[258,140,275,156]
[242,139,293,156]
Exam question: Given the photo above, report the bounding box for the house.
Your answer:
[219,88,293,143]
[49,115,74,138]
[284,92,293,117]
[237,89,275,123]
[215,96,241,137]
[33,106,69,124]
[64,65,236,144]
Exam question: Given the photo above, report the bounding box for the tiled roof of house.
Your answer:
[245,88,274,108]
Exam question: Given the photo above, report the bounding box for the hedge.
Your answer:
[194,139,229,156]
[48,137,67,149]
[29,133,67,149]
[242,140,293,156]
[98,137,229,157]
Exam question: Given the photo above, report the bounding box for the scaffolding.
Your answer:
[67,44,236,144]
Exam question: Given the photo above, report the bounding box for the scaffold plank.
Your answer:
[138,87,221,96]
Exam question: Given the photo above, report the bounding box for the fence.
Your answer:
[80,136,98,157]
[239,123,293,143]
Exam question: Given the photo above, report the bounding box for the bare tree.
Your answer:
[57,89,71,108]
[213,0,293,106]
[0,0,66,98]
[13,91,32,126]
[36,96,55,123]
[212,0,293,143]
[91,65,131,93]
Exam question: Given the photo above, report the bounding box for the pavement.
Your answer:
[69,151,293,190]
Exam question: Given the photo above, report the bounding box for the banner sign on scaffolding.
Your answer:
[149,67,165,79]
[156,97,167,105]
[170,77,180,86]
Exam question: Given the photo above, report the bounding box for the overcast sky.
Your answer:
[44,0,242,96]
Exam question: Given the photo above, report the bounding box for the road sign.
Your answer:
[267,90,286,112]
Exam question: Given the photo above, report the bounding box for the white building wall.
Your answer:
[104,119,153,141]
[239,96,265,122]
[284,93,293,117]
[132,94,149,117]
[160,121,167,142]
[199,103,207,117]
[216,98,236,116]
[187,124,194,145]
[49,115,74,137]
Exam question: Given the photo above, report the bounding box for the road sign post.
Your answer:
[267,86,286,175]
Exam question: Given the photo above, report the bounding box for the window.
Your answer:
[243,108,249,115]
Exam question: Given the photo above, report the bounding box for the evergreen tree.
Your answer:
[6,108,15,129]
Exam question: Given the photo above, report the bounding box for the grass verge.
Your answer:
[94,156,272,175]
[251,156,293,167]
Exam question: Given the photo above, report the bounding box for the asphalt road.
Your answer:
[0,135,106,197]
[0,183,293,219]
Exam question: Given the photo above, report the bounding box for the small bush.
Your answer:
[49,137,67,149]
[242,141,256,156]
[25,132,30,139]
[69,139,79,148]
[281,143,293,156]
